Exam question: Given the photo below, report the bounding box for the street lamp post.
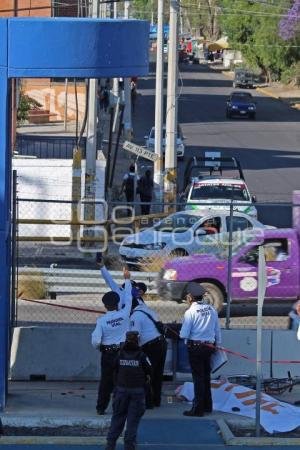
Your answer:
[164,0,179,213]
[154,0,165,207]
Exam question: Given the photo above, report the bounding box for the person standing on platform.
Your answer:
[91,269,132,415]
[180,282,221,417]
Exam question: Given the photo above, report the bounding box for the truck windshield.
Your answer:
[190,183,250,201]
[154,213,200,233]
[195,231,257,259]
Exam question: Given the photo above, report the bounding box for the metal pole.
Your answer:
[123,1,132,141]
[71,147,82,241]
[11,171,17,330]
[256,304,263,437]
[154,0,164,206]
[164,0,179,214]
[256,245,267,437]
[83,0,99,237]
[225,201,234,329]
[109,104,125,188]
[112,2,119,103]
[105,107,114,198]
[64,78,68,131]
[134,156,139,213]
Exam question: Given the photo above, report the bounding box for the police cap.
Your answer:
[185,282,206,298]
[102,291,120,307]
[136,282,147,294]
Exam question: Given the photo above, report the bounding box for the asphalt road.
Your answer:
[134,62,300,227]
[16,296,291,328]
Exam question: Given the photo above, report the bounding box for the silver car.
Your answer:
[144,125,185,159]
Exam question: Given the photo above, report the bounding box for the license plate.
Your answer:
[240,111,246,115]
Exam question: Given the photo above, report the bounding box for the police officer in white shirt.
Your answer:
[180,282,221,417]
[130,296,167,408]
[91,269,132,415]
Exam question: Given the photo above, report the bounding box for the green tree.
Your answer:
[131,0,220,40]
[219,0,300,82]
[17,92,42,124]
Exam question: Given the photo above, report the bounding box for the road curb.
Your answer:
[218,419,300,446]
[256,87,280,100]
[221,70,234,79]
[0,436,108,445]
[0,415,111,429]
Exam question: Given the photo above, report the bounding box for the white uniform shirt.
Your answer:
[91,280,132,348]
[130,304,160,346]
[100,266,126,309]
[180,302,221,344]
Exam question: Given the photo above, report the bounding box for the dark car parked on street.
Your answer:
[233,69,255,89]
[226,92,257,120]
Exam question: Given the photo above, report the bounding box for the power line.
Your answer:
[180,3,299,19]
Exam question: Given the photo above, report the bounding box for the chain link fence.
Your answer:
[14,197,298,331]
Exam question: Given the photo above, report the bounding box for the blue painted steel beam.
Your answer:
[0,20,10,411]
[0,16,149,410]
[8,18,150,78]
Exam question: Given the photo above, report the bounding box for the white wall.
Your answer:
[10,327,173,380]
[13,158,105,238]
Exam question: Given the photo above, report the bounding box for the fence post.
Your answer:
[11,171,17,330]
[71,146,82,241]
[225,201,234,329]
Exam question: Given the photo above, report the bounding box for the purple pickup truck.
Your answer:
[158,227,300,311]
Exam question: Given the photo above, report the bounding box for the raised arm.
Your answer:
[101,266,121,295]
[122,269,133,315]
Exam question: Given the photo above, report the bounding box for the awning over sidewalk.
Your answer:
[208,38,229,51]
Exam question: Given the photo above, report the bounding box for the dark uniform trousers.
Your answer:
[142,337,167,407]
[97,349,119,412]
[188,343,214,414]
[106,387,146,450]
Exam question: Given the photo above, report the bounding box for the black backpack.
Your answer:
[124,174,134,195]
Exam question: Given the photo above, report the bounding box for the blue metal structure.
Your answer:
[0,17,149,411]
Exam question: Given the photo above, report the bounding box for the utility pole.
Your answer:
[112,1,119,102]
[123,1,132,141]
[164,0,179,213]
[83,0,99,239]
[154,0,164,205]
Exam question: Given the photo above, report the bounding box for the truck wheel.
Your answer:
[200,282,224,311]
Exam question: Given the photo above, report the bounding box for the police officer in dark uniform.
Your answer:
[130,297,167,408]
[105,331,151,450]
[180,282,221,417]
[91,269,132,415]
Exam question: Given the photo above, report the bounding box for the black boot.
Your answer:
[183,408,203,417]
[105,440,116,450]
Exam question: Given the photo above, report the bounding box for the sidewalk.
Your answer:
[2,380,300,446]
